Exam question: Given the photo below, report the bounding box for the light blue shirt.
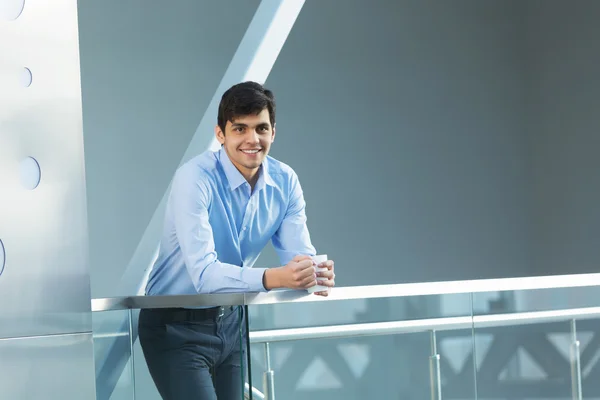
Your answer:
[146,147,316,296]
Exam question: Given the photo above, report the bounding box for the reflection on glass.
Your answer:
[472,287,600,399]
[248,293,475,400]
[573,289,600,400]
[92,310,135,400]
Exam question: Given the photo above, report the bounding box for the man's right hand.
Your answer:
[263,255,317,290]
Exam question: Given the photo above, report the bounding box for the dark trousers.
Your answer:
[138,306,246,400]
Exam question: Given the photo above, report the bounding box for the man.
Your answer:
[138,81,335,400]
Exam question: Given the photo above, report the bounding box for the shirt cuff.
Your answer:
[244,267,269,292]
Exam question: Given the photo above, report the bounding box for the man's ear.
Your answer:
[271,124,276,143]
[215,125,225,144]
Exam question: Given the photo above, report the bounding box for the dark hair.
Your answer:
[217,81,276,133]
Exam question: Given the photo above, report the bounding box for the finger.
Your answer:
[297,260,315,271]
[314,290,329,297]
[293,261,314,278]
[297,265,316,281]
[301,274,317,288]
[318,260,334,270]
[317,278,335,287]
[316,269,333,279]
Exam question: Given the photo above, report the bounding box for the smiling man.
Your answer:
[138,81,335,400]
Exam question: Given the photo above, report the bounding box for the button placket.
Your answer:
[240,195,256,238]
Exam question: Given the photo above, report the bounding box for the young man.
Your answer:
[138,81,335,400]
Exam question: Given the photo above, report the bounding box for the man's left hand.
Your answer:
[314,259,335,296]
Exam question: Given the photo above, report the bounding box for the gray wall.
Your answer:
[259,0,532,285]
[525,0,600,276]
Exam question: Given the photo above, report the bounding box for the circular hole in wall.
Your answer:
[0,0,25,21]
[20,156,41,190]
[21,67,32,87]
[0,239,5,277]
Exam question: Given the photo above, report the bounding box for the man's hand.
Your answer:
[282,255,318,289]
[263,255,317,290]
[314,259,335,297]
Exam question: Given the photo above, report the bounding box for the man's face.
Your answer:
[215,108,275,177]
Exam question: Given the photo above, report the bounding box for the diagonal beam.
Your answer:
[94,1,305,398]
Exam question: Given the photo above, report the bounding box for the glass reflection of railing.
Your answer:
[91,273,600,400]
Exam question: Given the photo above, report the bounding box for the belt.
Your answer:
[153,306,238,323]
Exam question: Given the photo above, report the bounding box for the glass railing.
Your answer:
[246,292,475,399]
[91,273,600,400]
[92,309,136,400]
[471,285,600,400]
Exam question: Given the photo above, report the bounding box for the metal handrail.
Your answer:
[248,306,600,344]
[92,272,600,312]
[251,316,473,343]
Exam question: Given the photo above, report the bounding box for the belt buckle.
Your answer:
[217,306,225,319]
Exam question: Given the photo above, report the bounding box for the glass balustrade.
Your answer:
[471,285,600,400]
[90,277,600,400]
[92,309,136,400]
[247,292,476,400]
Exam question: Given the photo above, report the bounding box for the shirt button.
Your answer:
[243,227,247,231]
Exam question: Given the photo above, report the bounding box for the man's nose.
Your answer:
[246,130,260,142]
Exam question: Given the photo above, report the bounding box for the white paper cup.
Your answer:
[307,254,329,294]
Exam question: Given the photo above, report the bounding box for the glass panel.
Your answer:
[247,292,475,400]
[472,286,599,399]
[93,309,135,400]
[573,287,600,400]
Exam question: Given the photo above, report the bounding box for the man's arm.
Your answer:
[268,171,336,295]
[271,171,317,265]
[171,168,266,294]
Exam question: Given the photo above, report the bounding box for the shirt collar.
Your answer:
[218,147,275,191]
[260,157,276,188]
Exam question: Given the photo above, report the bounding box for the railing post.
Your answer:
[570,319,583,400]
[429,330,442,400]
[127,309,137,400]
[263,342,276,400]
